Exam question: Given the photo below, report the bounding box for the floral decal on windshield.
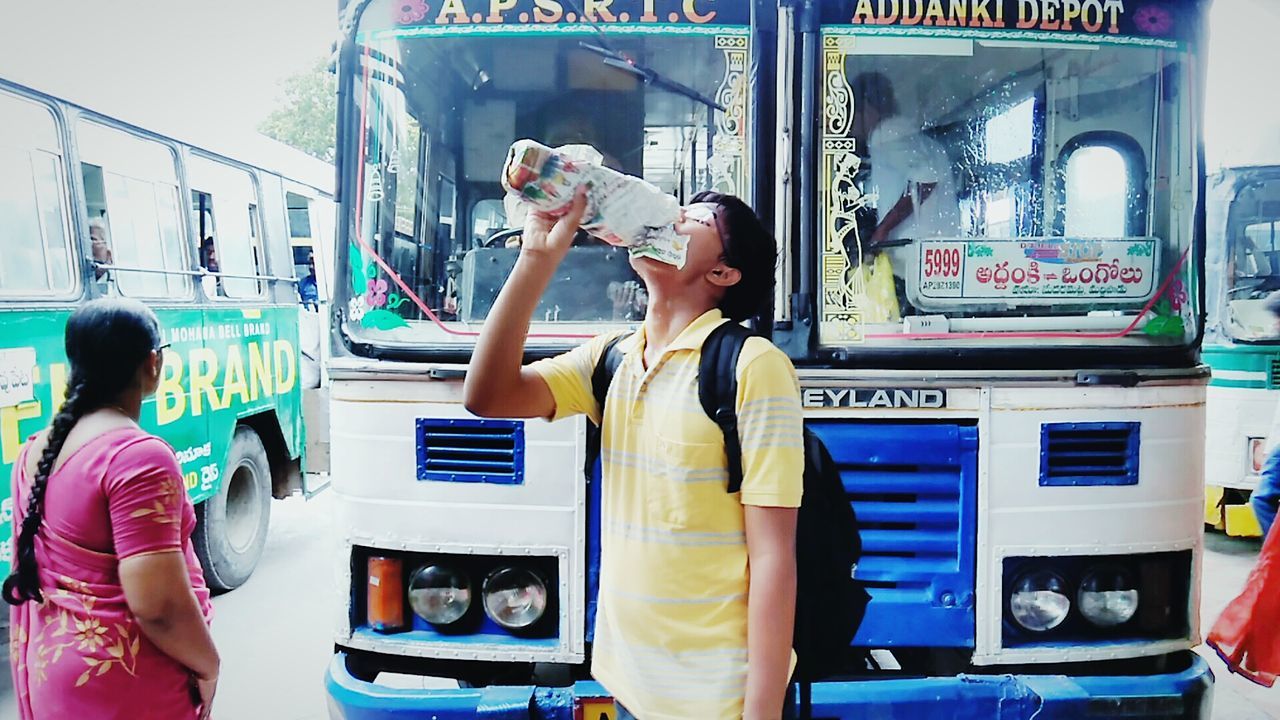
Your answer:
[395,0,429,25]
[349,242,409,330]
[1133,5,1174,36]
[1143,276,1187,338]
[366,278,390,309]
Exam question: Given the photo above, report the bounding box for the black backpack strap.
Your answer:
[698,322,752,494]
[583,333,629,482]
[591,333,629,420]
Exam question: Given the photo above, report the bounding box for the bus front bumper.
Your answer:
[325,651,1213,720]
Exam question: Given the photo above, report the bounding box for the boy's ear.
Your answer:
[707,262,741,289]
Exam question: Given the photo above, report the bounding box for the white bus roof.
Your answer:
[1,76,334,197]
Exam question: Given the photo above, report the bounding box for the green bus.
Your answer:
[0,78,334,590]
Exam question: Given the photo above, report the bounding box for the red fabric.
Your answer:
[1207,525,1280,687]
[8,428,212,720]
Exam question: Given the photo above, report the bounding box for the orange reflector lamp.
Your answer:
[1250,437,1267,475]
[575,697,617,720]
[367,556,407,633]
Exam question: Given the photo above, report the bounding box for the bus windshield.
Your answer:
[816,31,1199,350]
[1219,175,1280,342]
[341,2,751,349]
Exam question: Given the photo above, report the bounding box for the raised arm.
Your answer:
[869,181,935,247]
[464,190,587,418]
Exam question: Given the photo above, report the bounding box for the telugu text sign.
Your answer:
[912,238,1159,308]
[0,348,37,410]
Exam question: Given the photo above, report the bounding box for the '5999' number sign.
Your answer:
[922,246,963,282]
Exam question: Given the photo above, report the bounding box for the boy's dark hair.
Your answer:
[690,191,777,322]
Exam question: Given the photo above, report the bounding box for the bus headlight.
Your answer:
[407,565,472,626]
[1009,570,1071,632]
[482,566,548,630]
[1078,565,1139,628]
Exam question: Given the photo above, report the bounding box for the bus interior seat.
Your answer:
[1263,250,1280,277]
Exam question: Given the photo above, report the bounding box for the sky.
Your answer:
[0,0,1274,172]
[1204,0,1280,170]
[0,0,337,153]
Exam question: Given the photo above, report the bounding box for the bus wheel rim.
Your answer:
[225,461,262,554]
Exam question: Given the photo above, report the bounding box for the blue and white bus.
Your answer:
[325,1,1214,717]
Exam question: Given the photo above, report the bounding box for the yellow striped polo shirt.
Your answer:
[530,309,804,720]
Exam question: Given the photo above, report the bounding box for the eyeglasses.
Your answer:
[684,203,731,258]
[156,343,171,352]
[684,204,718,228]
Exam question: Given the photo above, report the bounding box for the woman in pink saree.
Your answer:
[5,298,219,719]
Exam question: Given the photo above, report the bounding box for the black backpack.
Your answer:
[586,322,869,687]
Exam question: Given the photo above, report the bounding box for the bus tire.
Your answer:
[194,426,272,592]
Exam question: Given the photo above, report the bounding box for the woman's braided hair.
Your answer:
[3,298,162,605]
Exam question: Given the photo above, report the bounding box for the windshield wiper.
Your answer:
[559,0,725,113]
[576,41,726,113]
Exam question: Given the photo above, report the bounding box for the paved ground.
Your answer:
[0,495,1276,719]
[0,492,342,720]
[203,492,339,720]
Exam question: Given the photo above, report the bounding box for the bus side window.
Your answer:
[286,192,319,309]
[76,120,190,299]
[188,156,264,299]
[0,92,74,296]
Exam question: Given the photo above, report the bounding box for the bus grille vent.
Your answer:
[806,422,978,648]
[415,419,524,484]
[1269,358,1280,389]
[1039,422,1139,486]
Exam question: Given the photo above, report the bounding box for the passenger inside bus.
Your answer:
[298,252,319,310]
[88,216,113,288]
[851,72,960,253]
[199,237,218,272]
[79,166,115,291]
[199,236,224,297]
[850,72,959,314]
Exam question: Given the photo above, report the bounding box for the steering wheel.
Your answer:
[481,227,595,249]
[483,228,524,248]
